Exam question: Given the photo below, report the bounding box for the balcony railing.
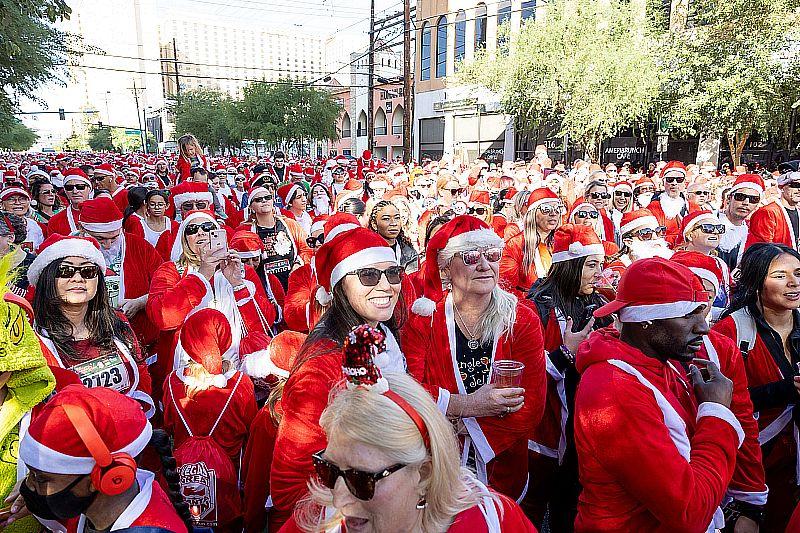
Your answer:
[374,126,387,135]
[341,129,351,138]
[392,125,403,135]
[357,127,366,137]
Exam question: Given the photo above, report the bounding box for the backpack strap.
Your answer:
[208,372,244,437]
[168,374,195,438]
[730,308,757,360]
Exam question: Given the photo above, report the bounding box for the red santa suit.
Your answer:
[46,205,81,236]
[403,294,546,500]
[647,194,700,246]
[499,232,550,298]
[110,185,128,212]
[284,263,320,333]
[176,153,208,180]
[745,200,799,251]
[243,403,281,532]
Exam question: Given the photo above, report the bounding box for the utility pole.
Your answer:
[130,80,146,153]
[403,0,412,164]
[367,0,375,155]
[173,38,181,97]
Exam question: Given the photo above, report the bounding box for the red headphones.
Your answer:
[62,404,138,496]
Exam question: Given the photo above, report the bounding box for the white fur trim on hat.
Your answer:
[728,182,764,197]
[683,214,720,237]
[315,285,333,306]
[241,349,290,379]
[614,182,633,193]
[93,167,115,177]
[19,420,153,475]
[528,198,562,212]
[64,175,92,188]
[27,239,106,286]
[81,219,123,233]
[248,187,270,205]
[411,296,437,316]
[170,211,219,262]
[326,223,359,242]
[688,267,721,295]
[0,187,30,201]
[551,242,605,264]
[235,249,261,259]
[172,190,213,209]
[618,301,705,323]
[620,215,658,236]
[329,246,398,290]
[443,228,502,252]
[283,184,303,204]
[310,220,327,235]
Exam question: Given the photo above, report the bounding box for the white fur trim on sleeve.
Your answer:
[436,387,451,416]
[697,402,745,448]
[242,350,289,379]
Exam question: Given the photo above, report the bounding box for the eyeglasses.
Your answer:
[697,223,726,235]
[147,202,167,209]
[588,192,611,200]
[732,192,760,204]
[346,265,404,286]
[251,195,273,204]
[312,450,406,501]
[633,226,667,241]
[468,207,488,215]
[56,264,99,279]
[538,204,565,216]
[181,201,210,211]
[614,191,632,198]
[184,221,216,235]
[306,234,324,247]
[459,247,502,265]
[39,189,55,195]
[446,188,465,195]
[664,176,686,184]
[4,195,28,204]
[64,183,89,192]
[575,210,599,219]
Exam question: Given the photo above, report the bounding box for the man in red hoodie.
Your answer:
[574,257,744,532]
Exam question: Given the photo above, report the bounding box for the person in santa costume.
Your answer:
[154,181,215,260]
[278,183,311,234]
[356,149,376,180]
[574,257,743,531]
[713,243,800,530]
[606,208,673,279]
[567,201,620,258]
[15,386,189,533]
[672,251,768,531]
[609,180,634,241]
[238,186,312,291]
[28,235,155,417]
[717,173,763,270]
[499,187,564,297]
[154,157,173,186]
[269,227,406,529]
[0,186,44,252]
[46,168,92,237]
[309,181,333,217]
[281,327,536,532]
[229,229,284,328]
[647,161,700,246]
[633,175,656,209]
[403,215,546,501]
[746,170,800,252]
[92,163,128,212]
[581,179,616,242]
[176,133,208,181]
[524,224,613,529]
[127,189,177,248]
[77,197,163,350]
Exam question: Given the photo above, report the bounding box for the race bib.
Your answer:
[106,274,121,309]
[263,258,291,274]
[72,353,130,392]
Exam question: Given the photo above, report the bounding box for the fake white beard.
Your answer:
[659,194,685,219]
[313,197,330,214]
[636,193,653,208]
[629,238,673,260]
[102,237,124,266]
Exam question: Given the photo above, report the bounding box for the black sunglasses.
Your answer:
[312,450,406,501]
[306,234,324,247]
[664,176,686,184]
[697,223,726,235]
[575,210,599,219]
[468,207,487,215]
[446,188,465,195]
[56,264,99,279]
[64,183,89,192]
[614,191,632,198]
[347,266,403,286]
[184,221,216,235]
[633,226,667,240]
[589,192,611,200]
[787,182,800,189]
[251,195,273,204]
[181,201,209,211]
[732,192,759,204]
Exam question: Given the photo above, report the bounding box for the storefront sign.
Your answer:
[433,98,479,112]
[604,137,646,162]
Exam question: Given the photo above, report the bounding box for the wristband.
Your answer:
[560,344,575,364]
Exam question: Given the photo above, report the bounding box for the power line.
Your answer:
[182,0,371,19]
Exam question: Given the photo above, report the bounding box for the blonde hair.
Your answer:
[521,207,541,273]
[177,134,202,161]
[294,373,482,532]
[177,213,217,269]
[512,190,531,222]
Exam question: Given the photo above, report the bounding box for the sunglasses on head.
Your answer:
[306,234,324,247]
[64,183,89,192]
[56,264,99,279]
[634,226,667,240]
[732,192,760,204]
[575,210,599,219]
[468,207,487,215]
[251,195,273,204]
[664,176,686,184]
[614,191,632,198]
[459,247,502,265]
[181,201,209,211]
[312,450,406,501]
[346,265,404,286]
[589,192,611,200]
[697,223,725,235]
[539,204,564,216]
[184,221,216,235]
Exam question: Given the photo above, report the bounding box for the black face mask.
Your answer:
[20,474,97,521]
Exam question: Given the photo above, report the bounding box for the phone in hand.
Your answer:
[210,229,228,254]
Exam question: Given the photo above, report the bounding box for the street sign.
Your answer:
[656,133,669,154]
[125,129,141,135]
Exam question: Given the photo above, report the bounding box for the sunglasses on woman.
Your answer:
[589,192,611,200]
[184,221,216,235]
[664,176,686,184]
[633,226,667,240]
[251,195,273,204]
[697,223,725,235]
[56,264,99,279]
[575,210,599,219]
[312,450,406,501]
[306,234,324,247]
[459,247,502,265]
[539,204,565,216]
[614,191,632,198]
[64,183,89,192]
[732,192,760,204]
[181,201,209,211]
[468,207,487,215]
[446,188,465,195]
[347,266,404,286]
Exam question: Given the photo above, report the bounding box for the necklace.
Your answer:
[453,303,481,350]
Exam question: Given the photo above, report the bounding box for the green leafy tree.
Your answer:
[61,130,87,151]
[657,0,800,166]
[87,126,113,151]
[459,0,662,162]
[0,117,38,150]
[111,128,141,153]
[173,88,241,155]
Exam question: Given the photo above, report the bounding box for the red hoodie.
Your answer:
[573,327,743,532]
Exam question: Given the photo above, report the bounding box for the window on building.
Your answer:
[522,0,536,21]
[436,16,447,78]
[475,3,487,50]
[420,23,431,80]
[497,0,511,47]
[454,10,466,65]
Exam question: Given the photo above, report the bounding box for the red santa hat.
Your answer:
[79,197,123,233]
[170,210,219,262]
[0,187,30,202]
[335,156,348,167]
[634,176,655,189]
[551,224,604,264]
[310,214,329,235]
[619,208,659,236]
[277,183,304,206]
[177,308,233,389]
[568,201,596,222]
[323,212,361,242]
[526,187,560,211]
[28,234,106,286]
[230,230,264,259]
[613,180,633,194]
[241,330,306,380]
[94,163,116,178]
[170,181,213,210]
[729,173,765,197]
[19,385,152,475]
[594,257,707,322]
[660,161,688,179]
[413,215,503,316]
[362,150,372,161]
[679,210,720,239]
[288,163,304,177]
[63,167,92,188]
[671,250,724,295]
[468,190,490,206]
[303,167,315,180]
[247,186,271,205]
[313,227,397,306]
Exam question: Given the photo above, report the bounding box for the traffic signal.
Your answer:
[98,121,103,128]
[58,108,65,120]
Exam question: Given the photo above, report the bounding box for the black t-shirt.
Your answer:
[454,326,492,394]
[787,207,800,246]
[256,218,296,290]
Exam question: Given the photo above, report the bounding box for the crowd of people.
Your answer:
[1,131,800,531]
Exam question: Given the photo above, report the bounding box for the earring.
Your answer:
[416,496,427,509]
[642,321,652,330]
